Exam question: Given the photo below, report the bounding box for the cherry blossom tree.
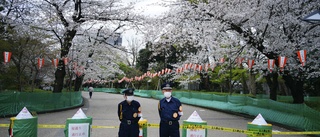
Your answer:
[0,1,59,91]
[125,37,144,66]
[1,0,145,92]
[145,0,319,103]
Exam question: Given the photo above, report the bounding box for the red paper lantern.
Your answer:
[3,51,12,63]
[38,58,45,69]
[297,50,307,66]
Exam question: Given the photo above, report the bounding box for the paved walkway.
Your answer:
[0,92,309,137]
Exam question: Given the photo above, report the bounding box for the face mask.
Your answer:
[164,92,172,98]
[126,96,134,102]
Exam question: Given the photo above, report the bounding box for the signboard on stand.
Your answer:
[68,123,89,137]
[186,128,205,137]
[183,111,207,137]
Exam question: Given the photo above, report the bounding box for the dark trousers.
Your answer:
[118,122,139,137]
[159,121,180,137]
[89,92,92,98]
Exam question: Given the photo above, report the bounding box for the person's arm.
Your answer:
[135,102,142,122]
[178,100,183,117]
[138,102,142,118]
[125,101,140,123]
[158,101,161,117]
[118,103,122,121]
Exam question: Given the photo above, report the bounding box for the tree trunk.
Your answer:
[200,73,210,91]
[74,76,83,92]
[53,60,66,93]
[53,29,76,93]
[31,68,38,92]
[247,72,256,95]
[241,73,248,94]
[265,72,278,101]
[282,74,304,103]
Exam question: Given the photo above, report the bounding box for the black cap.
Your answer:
[122,88,134,96]
[161,83,172,90]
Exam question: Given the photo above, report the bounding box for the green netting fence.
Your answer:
[0,91,83,116]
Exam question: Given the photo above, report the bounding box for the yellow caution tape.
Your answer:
[147,123,159,128]
[1,123,319,135]
[91,125,119,129]
[272,131,320,135]
[0,124,9,127]
[38,124,65,128]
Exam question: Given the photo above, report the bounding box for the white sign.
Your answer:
[251,113,268,125]
[186,111,203,122]
[186,129,205,137]
[68,123,89,137]
[72,108,87,119]
[16,107,33,119]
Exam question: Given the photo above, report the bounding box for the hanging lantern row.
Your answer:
[247,56,287,72]
[2,52,73,70]
[48,58,84,76]
[38,58,68,69]
[83,79,112,85]
[118,50,307,83]
[118,62,218,83]
[3,52,84,77]
[2,50,307,80]
[38,58,69,70]
[176,63,213,74]
[50,58,69,68]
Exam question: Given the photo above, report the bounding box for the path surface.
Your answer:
[0,92,309,137]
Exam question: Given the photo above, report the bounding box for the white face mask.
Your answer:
[164,92,172,98]
[126,96,134,102]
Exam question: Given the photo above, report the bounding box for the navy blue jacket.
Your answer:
[158,97,183,121]
[118,100,141,123]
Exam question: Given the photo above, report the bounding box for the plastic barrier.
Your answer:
[138,119,148,137]
[182,120,207,137]
[9,116,38,137]
[247,122,272,137]
[182,111,207,137]
[64,117,92,137]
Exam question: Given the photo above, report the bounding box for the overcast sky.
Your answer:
[122,0,175,48]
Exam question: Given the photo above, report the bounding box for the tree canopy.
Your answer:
[1,0,319,104]
[138,0,319,103]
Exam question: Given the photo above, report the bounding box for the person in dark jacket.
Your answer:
[158,83,183,137]
[118,88,142,137]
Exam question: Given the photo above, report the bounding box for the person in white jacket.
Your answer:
[88,83,94,99]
